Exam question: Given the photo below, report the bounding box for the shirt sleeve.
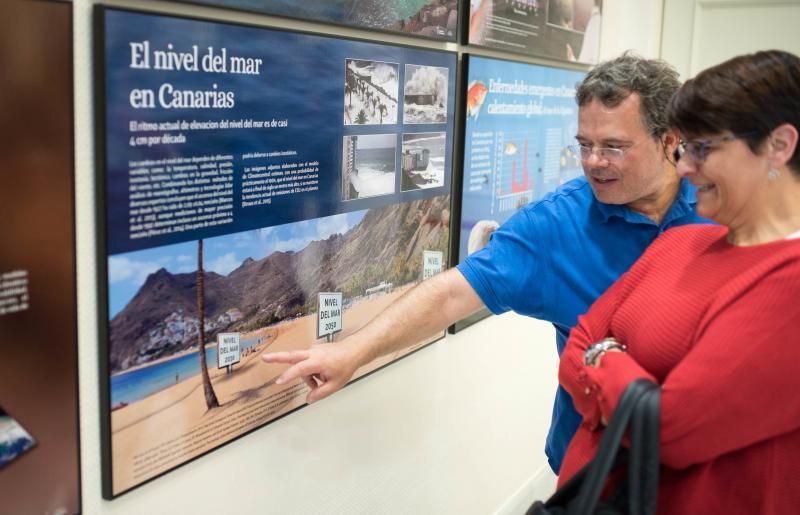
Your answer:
[558,269,656,430]
[457,206,551,317]
[654,261,800,469]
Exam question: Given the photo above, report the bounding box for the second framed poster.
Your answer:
[450,54,585,332]
[97,6,456,497]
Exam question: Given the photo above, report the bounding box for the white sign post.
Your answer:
[317,292,343,342]
[422,250,444,280]
[217,332,241,373]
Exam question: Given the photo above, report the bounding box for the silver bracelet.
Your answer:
[583,337,627,367]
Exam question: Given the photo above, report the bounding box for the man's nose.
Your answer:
[583,151,606,168]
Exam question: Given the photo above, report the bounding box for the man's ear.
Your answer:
[661,128,681,164]
[768,123,798,168]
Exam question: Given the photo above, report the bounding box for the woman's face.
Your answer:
[676,132,767,226]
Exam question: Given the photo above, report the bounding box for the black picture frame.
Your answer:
[94,5,459,498]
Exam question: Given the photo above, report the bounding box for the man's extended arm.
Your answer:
[262,268,484,403]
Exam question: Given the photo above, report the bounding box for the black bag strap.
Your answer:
[628,384,660,515]
[569,379,657,515]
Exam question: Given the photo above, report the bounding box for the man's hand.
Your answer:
[262,269,484,404]
[262,341,363,404]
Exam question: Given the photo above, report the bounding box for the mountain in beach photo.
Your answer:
[108,196,450,373]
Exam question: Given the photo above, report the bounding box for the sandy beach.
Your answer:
[110,283,438,494]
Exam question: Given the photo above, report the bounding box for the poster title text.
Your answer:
[127,41,264,109]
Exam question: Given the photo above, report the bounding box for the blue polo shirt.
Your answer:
[457,176,707,474]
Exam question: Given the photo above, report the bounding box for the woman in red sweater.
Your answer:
[558,50,800,513]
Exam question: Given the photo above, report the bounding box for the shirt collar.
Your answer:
[595,178,697,226]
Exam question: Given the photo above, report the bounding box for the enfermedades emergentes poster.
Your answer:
[451,55,584,332]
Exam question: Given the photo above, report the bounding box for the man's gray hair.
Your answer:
[576,51,681,138]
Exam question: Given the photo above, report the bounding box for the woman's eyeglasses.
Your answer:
[678,132,758,164]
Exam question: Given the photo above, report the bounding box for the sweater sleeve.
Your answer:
[558,270,656,430]
[655,261,800,469]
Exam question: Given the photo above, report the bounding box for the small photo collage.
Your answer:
[342,58,449,199]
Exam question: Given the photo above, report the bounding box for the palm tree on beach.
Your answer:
[197,239,219,410]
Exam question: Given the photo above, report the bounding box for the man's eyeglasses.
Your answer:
[566,140,642,163]
[678,132,758,164]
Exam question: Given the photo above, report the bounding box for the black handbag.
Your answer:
[526,378,661,515]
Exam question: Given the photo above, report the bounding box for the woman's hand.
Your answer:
[589,347,623,368]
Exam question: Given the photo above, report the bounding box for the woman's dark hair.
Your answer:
[668,50,800,173]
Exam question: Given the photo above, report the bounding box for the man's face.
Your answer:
[576,94,673,215]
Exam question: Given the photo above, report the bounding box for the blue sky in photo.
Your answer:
[108,210,367,318]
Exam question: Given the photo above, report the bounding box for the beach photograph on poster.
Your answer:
[107,197,450,493]
[403,64,449,124]
[458,56,585,261]
[344,59,399,125]
[341,134,397,201]
[181,0,459,41]
[401,132,446,191]
[468,0,601,64]
[0,408,36,470]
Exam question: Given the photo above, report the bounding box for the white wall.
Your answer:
[661,0,800,79]
[73,1,663,513]
[600,0,664,59]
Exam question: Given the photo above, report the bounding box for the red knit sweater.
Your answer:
[559,224,800,513]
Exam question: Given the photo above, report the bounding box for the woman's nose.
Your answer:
[675,155,696,178]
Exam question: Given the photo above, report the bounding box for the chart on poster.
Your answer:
[99,7,456,497]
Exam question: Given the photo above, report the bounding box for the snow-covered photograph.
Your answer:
[403,64,449,124]
[342,134,397,200]
[401,132,446,191]
[344,59,399,125]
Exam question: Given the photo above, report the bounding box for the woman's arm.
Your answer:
[559,269,656,430]
[654,262,800,469]
[563,255,800,468]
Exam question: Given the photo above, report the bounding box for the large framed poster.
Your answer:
[467,0,602,65]
[173,0,461,42]
[0,1,80,513]
[96,7,457,497]
[450,54,584,332]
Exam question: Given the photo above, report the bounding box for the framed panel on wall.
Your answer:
[449,54,585,332]
[0,1,81,513]
[96,6,457,497]
[467,0,602,64]
[173,0,461,42]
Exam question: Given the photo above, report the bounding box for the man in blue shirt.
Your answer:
[263,53,708,474]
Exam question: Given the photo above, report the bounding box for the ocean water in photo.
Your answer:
[110,335,261,406]
[357,147,396,172]
[351,146,396,197]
